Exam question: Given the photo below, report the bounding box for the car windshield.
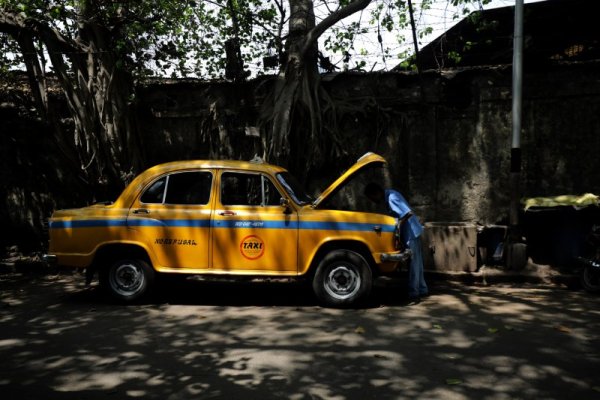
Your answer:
[276,172,312,205]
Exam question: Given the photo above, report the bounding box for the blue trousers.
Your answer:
[407,237,428,298]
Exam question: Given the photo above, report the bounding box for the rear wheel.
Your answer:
[101,259,155,302]
[581,264,600,293]
[312,250,372,307]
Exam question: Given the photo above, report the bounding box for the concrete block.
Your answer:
[422,222,478,272]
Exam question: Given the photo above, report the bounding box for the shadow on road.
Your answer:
[1,272,600,400]
[58,273,418,308]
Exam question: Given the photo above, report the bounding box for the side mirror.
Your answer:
[280,197,292,214]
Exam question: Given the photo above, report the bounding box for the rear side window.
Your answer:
[140,177,166,204]
[141,171,212,205]
[221,172,281,206]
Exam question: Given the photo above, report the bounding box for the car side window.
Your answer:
[263,179,281,206]
[140,177,166,204]
[165,172,212,205]
[221,173,281,206]
[140,172,212,205]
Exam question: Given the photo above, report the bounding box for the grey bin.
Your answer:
[421,222,478,272]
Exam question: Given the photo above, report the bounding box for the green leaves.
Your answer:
[1,0,501,78]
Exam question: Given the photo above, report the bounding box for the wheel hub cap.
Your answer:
[112,263,143,295]
[325,265,360,300]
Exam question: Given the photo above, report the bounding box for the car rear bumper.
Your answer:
[42,254,58,264]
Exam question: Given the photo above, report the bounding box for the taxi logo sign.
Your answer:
[240,235,265,260]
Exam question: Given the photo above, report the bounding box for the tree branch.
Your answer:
[15,32,49,115]
[302,0,372,56]
[0,11,26,35]
[0,10,83,54]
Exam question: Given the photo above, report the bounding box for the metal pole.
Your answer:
[407,0,421,75]
[510,0,524,230]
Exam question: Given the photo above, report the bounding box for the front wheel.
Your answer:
[101,259,155,302]
[581,264,600,293]
[312,250,372,308]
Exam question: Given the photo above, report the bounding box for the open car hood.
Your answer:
[312,152,387,208]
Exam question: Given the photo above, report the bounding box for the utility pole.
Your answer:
[407,0,421,75]
[407,0,426,101]
[510,0,524,231]
[507,0,527,269]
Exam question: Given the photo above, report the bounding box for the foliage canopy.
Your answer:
[1,0,494,79]
[0,0,495,196]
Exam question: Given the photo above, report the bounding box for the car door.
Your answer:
[211,170,298,274]
[127,170,214,270]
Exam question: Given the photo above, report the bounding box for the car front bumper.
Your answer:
[380,249,412,263]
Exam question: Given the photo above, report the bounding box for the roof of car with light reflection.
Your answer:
[147,159,287,174]
[112,159,288,208]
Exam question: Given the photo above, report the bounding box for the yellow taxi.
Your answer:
[45,152,409,307]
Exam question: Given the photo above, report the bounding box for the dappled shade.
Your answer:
[1,273,599,398]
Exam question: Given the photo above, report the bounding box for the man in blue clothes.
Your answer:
[364,183,428,301]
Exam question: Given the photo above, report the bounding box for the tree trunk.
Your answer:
[73,14,143,190]
[0,8,143,199]
[265,0,372,174]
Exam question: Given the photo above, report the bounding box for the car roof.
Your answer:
[113,159,288,207]
[147,159,288,175]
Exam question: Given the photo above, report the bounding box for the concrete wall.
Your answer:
[136,64,600,226]
[1,61,599,251]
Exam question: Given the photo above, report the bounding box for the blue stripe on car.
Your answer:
[49,219,129,229]
[299,221,395,232]
[50,219,394,232]
[49,219,212,229]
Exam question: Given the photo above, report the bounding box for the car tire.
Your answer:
[101,259,155,302]
[312,250,372,308]
[581,264,600,293]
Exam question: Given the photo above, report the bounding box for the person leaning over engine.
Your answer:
[364,183,428,302]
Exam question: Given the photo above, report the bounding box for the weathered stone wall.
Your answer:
[0,81,90,252]
[137,63,600,226]
[1,62,599,251]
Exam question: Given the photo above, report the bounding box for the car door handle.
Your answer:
[133,208,150,214]
[373,225,382,232]
[219,211,236,216]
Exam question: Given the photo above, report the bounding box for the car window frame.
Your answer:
[219,171,283,207]
[138,170,214,206]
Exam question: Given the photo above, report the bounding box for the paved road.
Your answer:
[1,272,599,399]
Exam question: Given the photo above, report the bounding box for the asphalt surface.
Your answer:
[1,271,599,400]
